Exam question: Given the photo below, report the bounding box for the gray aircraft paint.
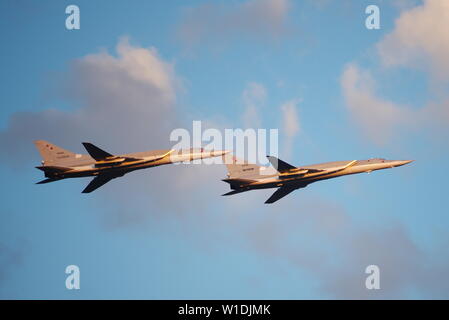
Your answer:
[34,140,228,193]
[222,155,413,204]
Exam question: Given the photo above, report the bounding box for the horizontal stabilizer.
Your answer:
[267,156,296,173]
[82,142,114,161]
[222,178,256,189]
[222,189,247,196]
[222,178,256,184]
[36,178,61,184]
[36,165,72,174]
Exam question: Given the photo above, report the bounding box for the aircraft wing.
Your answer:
[265,183,308,204]
[267,156,326,174]
[82,142,115,160]
[296,167,325,173]
[82,142,146,162]
[265,186,298,204]
[82,174,119,193]
[298,160,358,174]
[82,142,174,164]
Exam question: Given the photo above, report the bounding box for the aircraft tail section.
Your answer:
[222,178,256,189]
[222,189,249,196]
[223,154,265,179]
[34,140,79,166]
[36,177,62,184]
[36,165,72,174]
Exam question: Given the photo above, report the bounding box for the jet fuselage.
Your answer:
[237,159,412,190]
[222,157,413,203]
[42,149,227,180]
[34,140,228,193]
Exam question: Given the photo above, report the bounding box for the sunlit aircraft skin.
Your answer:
[34,140,228,193]
[222,155,413,204]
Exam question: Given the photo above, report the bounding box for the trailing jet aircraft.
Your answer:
[34,140,228,193]
[222,155,413,204]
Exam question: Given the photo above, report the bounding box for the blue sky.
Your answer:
[1,0,449,299]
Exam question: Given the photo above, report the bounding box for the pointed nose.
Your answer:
[394,160,414,167]
[212,150,230,157]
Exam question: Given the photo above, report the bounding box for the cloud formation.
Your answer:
[0,38,230,224]
[0,38,179,166]
[2,26,445,299]
[241,82,267,128]
[0,241,26,287]
[280,99,300,158]
[237,196,449,299]
[340,64,413,145]
[281,99,300,138]
[378,0,449,80]
[0,38,300,225]
[177,0,291,47]
[342,0,449,145]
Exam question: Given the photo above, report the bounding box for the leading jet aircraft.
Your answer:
[34,140,228,193]
[222,155,413,204]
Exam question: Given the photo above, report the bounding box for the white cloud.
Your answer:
[0,38,179,164]
[281,99,300,137]
[378,0,449,80]
[341,0,449,145]
[80,39,176,104]
[340,64,414,145]
[0,39,229,221]
[241,85,301,158]
[241,82,267,128]
[280,99,300,158]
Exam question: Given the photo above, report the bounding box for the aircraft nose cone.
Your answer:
[395,160,414,167]
[212,150,230,157]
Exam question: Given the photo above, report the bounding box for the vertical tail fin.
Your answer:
[34,140,77,166]
[222,153,265,179]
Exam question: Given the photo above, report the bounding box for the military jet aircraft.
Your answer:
[222,155,413,204]
[34,140,228,193]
